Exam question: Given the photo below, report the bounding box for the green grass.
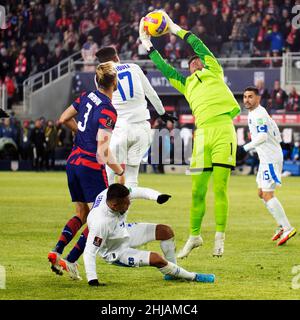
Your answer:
[0,172,299,300]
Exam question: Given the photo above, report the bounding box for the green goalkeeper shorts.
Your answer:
[190,114,237,173]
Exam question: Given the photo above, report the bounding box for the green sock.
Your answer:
[213,166,231,232]
[190,171,212,236]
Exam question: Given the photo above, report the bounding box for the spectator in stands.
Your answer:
[45,0,58,33]
[19,120,32,161]
[256,80,270,109]
[37,56,50,74]
[50,43,67,68]
[31,119,46,171]
[33,3,47,34]
[199,2,216,37]
[0,47,12,78]
[56,119,66,147]
[256,17,270,52]
[164,34,182,62]
[270,80,288,113]
[120,35,138,60]
[229,14,247,57]
[45,120,57,170]
[81,35,98,72]
[21,41,32,75]
[246,14,260,55]
[187,4,199,29]
[0,118,18,143]
[56,11,73,33]
[97,13,109,37]
[286,87,300,112]
[279,8,291,39]
[16,14,28,43]
[216,10,232,55]
[265,24,284,55]
[63,24,79,55]
[291,142,300,162]
[1,74,16,110]
[9,40,19,63]
[14,49,28,101]
[79,12,94,36]
[32,36,49,63]
[286,26,299,52]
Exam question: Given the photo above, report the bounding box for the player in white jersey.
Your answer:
[83,183,215,286]
[243,87,296,245]
[95,47,177,188]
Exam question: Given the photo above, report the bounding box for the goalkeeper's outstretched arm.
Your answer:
[163,12,223,75]
[139,17,186,95]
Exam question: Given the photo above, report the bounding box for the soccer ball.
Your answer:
[144,11,169,37]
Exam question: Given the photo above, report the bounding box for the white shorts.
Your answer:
[113,223,156,267]
[256,162,282,191]
[110,120,152,165]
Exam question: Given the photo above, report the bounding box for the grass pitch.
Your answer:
[0,172,299,300]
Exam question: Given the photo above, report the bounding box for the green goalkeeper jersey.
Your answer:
[149,30,240,127]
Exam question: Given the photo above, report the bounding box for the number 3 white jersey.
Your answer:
[112,63,165,126]
[247,105,283,164]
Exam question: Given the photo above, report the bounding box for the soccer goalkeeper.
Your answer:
[139,13,240,257]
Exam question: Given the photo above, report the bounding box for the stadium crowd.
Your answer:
[0,113,299,172]
[1,0,300,106]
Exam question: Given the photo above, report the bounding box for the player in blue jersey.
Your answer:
[48,62,125,278]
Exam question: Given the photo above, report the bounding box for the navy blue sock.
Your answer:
[55,216,82,254]
[66,227,89,263]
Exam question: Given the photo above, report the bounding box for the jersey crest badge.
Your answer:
[93,236,102,247]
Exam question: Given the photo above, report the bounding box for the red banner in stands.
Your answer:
[180,114,300,125]
[234,114,300,125]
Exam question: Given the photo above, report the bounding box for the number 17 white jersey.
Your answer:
[247,105,283,164]
[112,63,165,126]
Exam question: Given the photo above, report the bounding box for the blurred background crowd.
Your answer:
[1,0,300,107]
[0,0,300,170]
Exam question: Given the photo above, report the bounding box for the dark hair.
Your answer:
[244,86,259,96]
[96,46,118,63]
[188,54,200,67]
[107,183,130,201]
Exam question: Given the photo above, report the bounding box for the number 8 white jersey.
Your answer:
[247,105,283,164]
[112,63,165,126]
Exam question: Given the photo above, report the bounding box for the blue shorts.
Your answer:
[66,163,108,203]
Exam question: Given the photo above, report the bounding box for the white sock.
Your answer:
[160,238,176,264]
[125,165,139,188]
[264,197,291,229]
[159,262,195,281]
[215,232,225,240]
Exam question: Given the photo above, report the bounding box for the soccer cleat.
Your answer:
[277,227,297,246]
[163,274,178,281]
[272,227,284,241]
[177,235,203,259]
[194,273,215,283]
[59,259,82,280]
[212,232,225,257]
[48,251,63,276]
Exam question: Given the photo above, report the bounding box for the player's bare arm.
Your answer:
[59,105,78,133]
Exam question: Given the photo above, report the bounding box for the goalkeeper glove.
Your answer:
[139,18,153,52]
[157,194,172,204]
[161,11,182,35]
[160,112,178,123]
